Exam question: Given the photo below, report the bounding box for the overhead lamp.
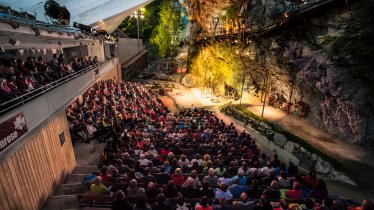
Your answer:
[80,42,84,46]
[32,27,41,36]
[58,40,62,46]
[8,35,20,46]
[44,0,71,25]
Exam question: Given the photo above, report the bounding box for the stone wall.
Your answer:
[222,105,356,185]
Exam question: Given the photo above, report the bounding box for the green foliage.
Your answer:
[325,0,374,65]
[150,0,182,58]
[190,41,245,92]
[226,105,348,172]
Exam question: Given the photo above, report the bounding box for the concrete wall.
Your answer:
[118,38,143,65]
[86,41,105,60]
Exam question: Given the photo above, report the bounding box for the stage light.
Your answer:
[8,35,20,46]
[58,40,62,46]
[80,42,84,46]
[44,0,71,25]
[0,47,5,53]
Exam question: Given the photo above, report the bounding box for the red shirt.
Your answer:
[171,174,184,185]
[285,189,303,199]
[196,206,213,210]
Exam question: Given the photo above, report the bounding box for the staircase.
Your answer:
[41,166,98,210]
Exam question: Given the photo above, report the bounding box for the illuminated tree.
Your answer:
[150,0,182,58]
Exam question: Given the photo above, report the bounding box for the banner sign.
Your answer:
[0,112,28,152]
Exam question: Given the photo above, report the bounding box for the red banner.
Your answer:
[0,112,28,153]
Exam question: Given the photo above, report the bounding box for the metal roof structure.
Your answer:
[0,0,153,33]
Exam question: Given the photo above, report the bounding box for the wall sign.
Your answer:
[0,112,28,152]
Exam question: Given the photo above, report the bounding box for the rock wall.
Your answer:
[184,0,374,145]
[249,4,373,144]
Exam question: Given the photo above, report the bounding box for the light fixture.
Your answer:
[80,42,84,46]
[58,40,62,46]
[44,0,71,25]
[0,47,5,53]
[8,35,20,46]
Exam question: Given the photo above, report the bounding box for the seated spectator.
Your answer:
[178,154,191,170]
[140,167,155,184]
[139,154,150,166]
[231,171,247,186]
[0,78,16,100]
[175,195,192,210]
[132,196,152,210]
[152,193,173,210]
[287,161,298,177]
[186,170,200,189]
[214,162,227,176]
[255,195,273,210]
[227,161,237,177]
[228,178,247,199]
[215,183,233,200]
[202,161,213,175]
[112,190,132,210]
[199,181,215,198]
[303,171,318,189]
[127,179,145,198]
[285,181,303,199]
[181,177,200,198]
[171,168,185,186]
[270,154,281,168]
[218,171,232,186]
[195,196,213,210]
[6,76,21,96]
[278,171,291,188]
[100,167,112,183]
[309,179,328,200]
[232,193,253,210]
[164,180,179,198]
[262,180,280,200]
[146,182,159,198]
[203,168,218,187]
[202,154,212,167]
[90,176,109,196]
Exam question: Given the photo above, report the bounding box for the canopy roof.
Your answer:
[2,0,153,33]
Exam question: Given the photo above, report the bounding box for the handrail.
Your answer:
[0,60,106,116]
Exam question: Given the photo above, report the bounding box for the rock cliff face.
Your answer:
[184,0,374,145]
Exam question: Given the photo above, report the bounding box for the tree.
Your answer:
[150,0,182,58]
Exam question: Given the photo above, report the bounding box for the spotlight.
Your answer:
[73,22,93,33]
[58,40,62,46]
[8,35,20,46]
[80,42,84,46]
[0,47,5,53]
[44,0,71,25]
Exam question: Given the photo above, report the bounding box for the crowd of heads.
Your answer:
[68,80,371,210]
[0,54,99,102]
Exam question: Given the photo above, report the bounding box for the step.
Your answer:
[41,195,80,210]
[64,174,87,184]
[72,165,98,174]
[55,183,88,196]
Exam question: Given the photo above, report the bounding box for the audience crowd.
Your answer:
[66,80,371,210]
[0,54,99,102]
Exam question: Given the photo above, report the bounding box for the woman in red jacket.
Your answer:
[171,168,184,186]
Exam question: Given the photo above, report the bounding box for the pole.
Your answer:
[287,82,294,114]
[240,74,245,105]
[261,68,270,118]
[137,11,140,53]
